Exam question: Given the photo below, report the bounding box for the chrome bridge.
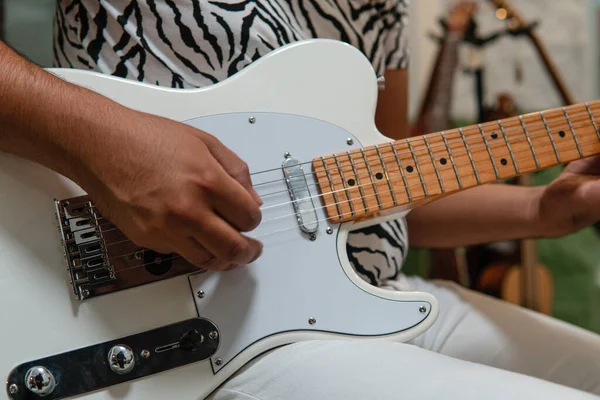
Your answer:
[55,195,199,301]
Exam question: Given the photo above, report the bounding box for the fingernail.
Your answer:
[249,247,263,264]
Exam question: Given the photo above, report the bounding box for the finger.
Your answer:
[565,155,600,175]
[212,176,263,232]
[172,238,228,271]
[193,214,263,265]
[203,134,263,206]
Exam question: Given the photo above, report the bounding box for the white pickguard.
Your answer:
[0,39,438,400]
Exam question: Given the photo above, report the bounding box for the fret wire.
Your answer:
[458,128,480,185]
[359,148,383,210]
[518,115,540,169]
[478,124,500,179]
[562,107,583,157]
[390,143,413,203]
[584,102,600,141]
[440,132,463,189]
[332,154,355,217]
[497,119,519,174]
[320,157,343,219]
[375,145,398,206]
[406,138,429,197]
[539,110,561,163]
[346,151,370,214]
[423,135,445,194]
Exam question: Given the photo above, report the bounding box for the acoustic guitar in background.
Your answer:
[468,0,577,315]
[473,94,554,315]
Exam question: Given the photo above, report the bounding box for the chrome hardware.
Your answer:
[284,151,291,158]
[55,195,199,300]
[309,233,317,241]
[377,75,385,90]
[7,319,219,400]
[419,305,427,314]
[209,331,219,340]
[248,116,256,124]
[308,317,316,325]
[214,358,223,366]
[326,227,333,234]
[197,290,205,299]
[24,366,56,396]
[108,345,135,375]
[282,157,319,234]
[347,138,354,145]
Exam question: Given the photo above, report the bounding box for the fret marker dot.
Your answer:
[558,130,566,138]
[491,133,498,139]
[347,179,356,186]
[501,158,508,166]
[375,172,383,180]
[406,166,414,173]
[440,158,447,165]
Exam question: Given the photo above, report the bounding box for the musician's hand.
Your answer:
[80,108,263,271]
[536,155,600,237]
[0,41,261,270]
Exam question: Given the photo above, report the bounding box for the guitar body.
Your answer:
[0,40,438,400]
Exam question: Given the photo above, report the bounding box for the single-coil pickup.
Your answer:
[282,156,319,234]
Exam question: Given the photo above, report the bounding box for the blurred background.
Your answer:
[2,0,599,333]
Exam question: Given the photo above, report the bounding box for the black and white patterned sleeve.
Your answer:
[383,0,410,70]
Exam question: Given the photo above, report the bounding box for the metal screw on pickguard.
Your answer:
[347,138,354,145]
[326,227,333,234]
[308,317,316,325]
[9,384,18,394]
[215,358,223,366]
[309,233,317,241]
[141,349,150,359]
[209,331,219,340]
[196,290,205,299]
[284,152,291,158]
[419,305,427,314]
[81,289,90,299]
[134,251,142,260]
[248,117,256,124]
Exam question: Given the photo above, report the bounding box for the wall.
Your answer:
[4,0,54,66]
[408,0,598,121]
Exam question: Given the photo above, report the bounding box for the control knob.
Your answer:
[24,366,56,397]
[108,344,135,374]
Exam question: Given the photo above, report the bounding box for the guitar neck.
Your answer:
[315,101,600,223]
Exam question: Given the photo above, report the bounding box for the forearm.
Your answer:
[0,41,121,185]
[406,183,546,248]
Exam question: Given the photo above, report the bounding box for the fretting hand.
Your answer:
[536,155,600,237]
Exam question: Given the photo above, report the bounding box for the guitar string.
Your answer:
[66,114,599,237]
[91,133,600,275]
[67,115,599,244]
[63,110,598,221]
[93,134,600,262]
[61,107,599,213]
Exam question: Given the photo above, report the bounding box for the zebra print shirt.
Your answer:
[53,0,411,288]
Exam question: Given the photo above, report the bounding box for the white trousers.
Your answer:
[208,276,600,399]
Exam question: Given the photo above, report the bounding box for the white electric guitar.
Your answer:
[1,39,599,400]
